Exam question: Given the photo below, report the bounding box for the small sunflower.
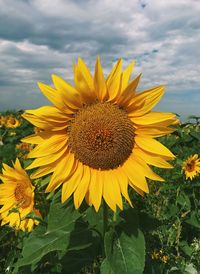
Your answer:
[0,159,40,231]
[16,142,33,152]
[0,116,6,127]
[151,250,169,264]
[182,154,200,180]
[5,116,21,128]
[22,57,176,212]
[16,143,33,159]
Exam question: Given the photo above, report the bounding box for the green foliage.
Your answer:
[0,110,34,169]
[0,114,200,273]
[101,209,145,274]
[15,200,80,269]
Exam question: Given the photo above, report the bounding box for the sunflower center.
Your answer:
[68,102,134,170]
[15,184,32,209]
[186,161,195,172]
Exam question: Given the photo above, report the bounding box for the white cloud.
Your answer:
[0,0,199,119]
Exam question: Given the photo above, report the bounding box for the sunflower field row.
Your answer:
[0,111,200,274]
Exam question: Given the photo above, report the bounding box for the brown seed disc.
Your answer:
[186,161,195,172]
[68,102,135,170]
[15,184,32,208]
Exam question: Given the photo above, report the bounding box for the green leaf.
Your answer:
[103,230,145,274]
[102,208,145,274]
[59,217,101,274]
[177,192,191,210]
[180,241,193,256]
[164,204,179,219]
[84,206,103,236]
[185,263,198,274]
[101,259,115,274]
[15,201,80,269]
[67,218,93,252]
[190,131,200,141]
[139,212,161,232]
[60,237,100,274]
[185,212,200,229]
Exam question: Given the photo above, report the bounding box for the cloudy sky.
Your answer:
[0,0,199,120]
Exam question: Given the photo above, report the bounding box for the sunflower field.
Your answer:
[0,59,200,274]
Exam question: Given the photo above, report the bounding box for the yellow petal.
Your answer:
[77,58,94,90]
[52,74,82,109]
[117,74,141,106]
[102,174,116,212]
[21,132,48,144]
[85,190,92,206]
[74,63,96,103]
[115,168,132,207]
[38,82,73,113]
[135,136,175,158]
[75,57,96,102]
[14,158,23,171]
[106,59,122,102]
[89,169,103,212]
[31,165,55,179]
[25,106,70,122]
[135,125,175,137]
[2,164,22,180]
[0,175,14,184]
[133,147,173,168]
[131,154,164,181]
[131,185,144,197]
[13,159,29,179]
[22,113,68,131]
[61,162,83,203]
[28,134,68,158]
[73,165,90,209]
[103,171,123,211]
[94,56,108,101]
[131,112,176,125]
[0,202,14,213]
[120,62,135,92]
[127,86,165,116]
[26,146,68,170]
[122,157,149,193]
[106,59,121,85]
[45,152,76,192]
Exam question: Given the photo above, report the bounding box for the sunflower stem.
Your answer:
[102,200,108,258]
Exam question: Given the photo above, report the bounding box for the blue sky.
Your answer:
[0,0,199,120]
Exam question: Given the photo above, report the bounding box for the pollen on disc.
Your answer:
[68,102,135,170]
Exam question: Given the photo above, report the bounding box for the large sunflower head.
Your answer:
[22,57,177,212]
[182,154,200,180]
[0,159,40,231]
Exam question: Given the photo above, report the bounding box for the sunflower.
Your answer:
[0,116,6,127]
[16,143,33,160]
[16,142,33,153]
[182,154,200,180]
[5,116,21,128]
[151,250,169,264]
[0,159,40,231]
[22,57,176,212]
